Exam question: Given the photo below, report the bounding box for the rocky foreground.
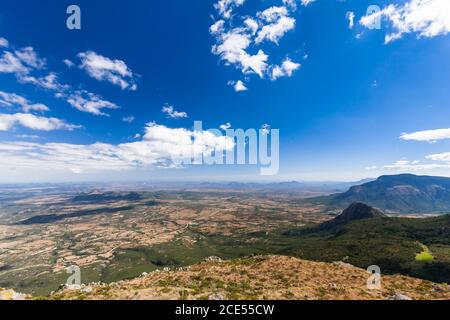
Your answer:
[2,255,444,300]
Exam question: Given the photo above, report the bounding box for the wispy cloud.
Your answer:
[214,0,245,19]
[0,91,50,113]
[63,59,75,68]
[0,37,9,48]
[400,128,450,143]
[301,0,316,6]
[0,113,80,131]
[162,104,188,119]
[122,115,135,123]
[66,90,120,116]
[78,51,138,90]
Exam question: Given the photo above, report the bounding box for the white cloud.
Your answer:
[14,47,46,69]
[270,58,301,80]
[220,122,231,130]
[244,18,259,35]
[210,20,226,35]
[18,72,68,91]
[0,39,122,119]
[255,16,296,44]
[301,0,316,6]
[0,51,29,74]
[427,152,450,162]
[162,104,188,119]
[382,154,450,171]
[15,134,40,139]
[257,6,289,23]
[346,11,355,29]
[214,0,246,19]
[63,59,75,68]
[122,115,135,123]
[22,103,50,113]
[400,128,450,142]
[210,1,299,82]
[0,37,9,48]
[66,90,120,116]
[283,0,297,11]
[0,113,79,131]
[228,80,248,92]
[0,91,50,113]
[212,28,269,78]
[0,122,234,173]
[0,46,45,76]
[78,51,138,90]
[360,0,450,43]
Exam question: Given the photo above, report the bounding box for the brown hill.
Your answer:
[46,255,449,300]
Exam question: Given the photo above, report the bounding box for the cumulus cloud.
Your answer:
[78,51,138,90]
[212,28,269,78]
[210,20,226,35]
[214,0,245,19]
[257,6,289,23]
[360,0,450,43]
[210,1,300,82]
[270,58,301,80]
[0,91,50,113]
[400,128,450,142]
[0,122,234,173]
[255,16,296,44]
[0,113,80,131]
[162,104,188,119]
[283,0,297,11]
[0,37,9,48]
[228,80,248,92]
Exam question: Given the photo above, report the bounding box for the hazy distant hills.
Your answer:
[321,174,450,213]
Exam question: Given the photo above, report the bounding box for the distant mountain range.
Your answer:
[191,179,375,193]
[317,174,450,213]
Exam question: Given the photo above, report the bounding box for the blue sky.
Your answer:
[1,0,450,183]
